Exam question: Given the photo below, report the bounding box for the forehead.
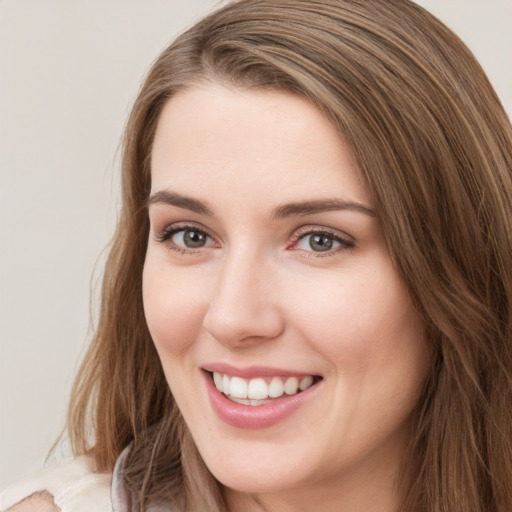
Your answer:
[150,83,370,206]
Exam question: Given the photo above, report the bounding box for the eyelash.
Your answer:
[154,223,355,257]
[154,222,216,255]
[289,226,355,257]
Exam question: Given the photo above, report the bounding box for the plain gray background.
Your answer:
[1,0,511,489]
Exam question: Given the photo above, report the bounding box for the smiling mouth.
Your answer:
[210,371,322,406]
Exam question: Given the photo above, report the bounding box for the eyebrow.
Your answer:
[147,190,213,216]
[271,199,376,219]
[147,190,376,218]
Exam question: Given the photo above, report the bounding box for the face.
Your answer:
[143,84,429,510]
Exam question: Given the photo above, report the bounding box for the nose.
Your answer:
[202,252,285,348]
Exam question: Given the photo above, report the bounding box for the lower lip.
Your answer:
[203,371,320,429]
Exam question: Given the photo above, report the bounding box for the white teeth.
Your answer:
[222,374,230,394]
[299,375,314,391]
[284,376,299,395]
[228,396,274,406]
[212,372,316,401]
[229,376,248,398]
[213,372,223,392]
[268,377,284,398]
[228,396,252,405]
[248,378,268,400]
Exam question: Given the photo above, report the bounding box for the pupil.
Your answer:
[184,230,206,248]
[310,234,332,252]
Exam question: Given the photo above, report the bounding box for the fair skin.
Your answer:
[10,491,60,512]
[143,83,430,512]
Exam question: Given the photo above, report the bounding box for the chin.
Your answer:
[194,439,315,495]
[211,466,305,495]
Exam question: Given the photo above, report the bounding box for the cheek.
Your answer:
[142,260,208,356]
[291,267,427,448]
[286,261,426,376]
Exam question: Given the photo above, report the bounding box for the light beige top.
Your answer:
[0,456,112,512]
[0,448,173,512]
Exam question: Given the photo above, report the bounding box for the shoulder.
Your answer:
[0,457,112,512]
[8,491,60,512]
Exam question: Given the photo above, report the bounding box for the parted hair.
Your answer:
[67,0,512,510]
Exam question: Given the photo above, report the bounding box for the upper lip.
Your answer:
[202,362,318,379]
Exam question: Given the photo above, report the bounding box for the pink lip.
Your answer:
[202,370,321,429]
[202,362,314,379]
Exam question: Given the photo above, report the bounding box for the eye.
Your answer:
[292,228,354,255]
[172,229,211,248]
[155,223,217,253]
[297,233,339,252]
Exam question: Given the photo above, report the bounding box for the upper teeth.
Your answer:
[213,372,314,400]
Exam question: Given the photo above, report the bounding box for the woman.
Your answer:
[2,0,512,511]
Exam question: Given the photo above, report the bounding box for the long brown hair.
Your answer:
[67,1,512,510]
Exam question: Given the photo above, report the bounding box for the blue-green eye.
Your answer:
[156,224,216,253]
[297,233,340,252]
[294,229,354,254]
[172,229,210,248]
